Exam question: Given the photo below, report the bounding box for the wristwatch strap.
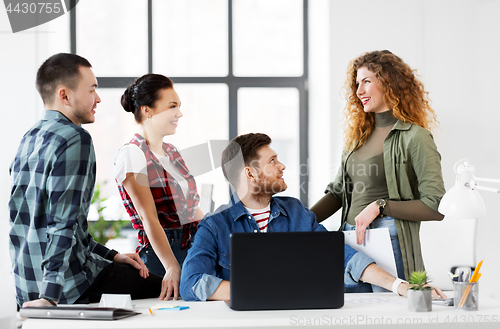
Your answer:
[392,278,408,296]
[41,296,58,306]
[105,249,119,261]
[376,199,386,218]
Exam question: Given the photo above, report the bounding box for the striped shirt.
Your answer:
[9,110,113,306]
[244,205,271,232]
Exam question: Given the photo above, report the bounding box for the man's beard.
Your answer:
[251,176,287,201]
[74,105,94,125]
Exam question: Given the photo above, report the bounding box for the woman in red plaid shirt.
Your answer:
[115,74,204,301]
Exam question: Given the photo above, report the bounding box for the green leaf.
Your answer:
[407,271,433,290]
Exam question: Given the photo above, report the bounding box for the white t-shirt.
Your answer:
[114,144,189,198]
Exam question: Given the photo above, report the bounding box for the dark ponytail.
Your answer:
[121,73,174,123]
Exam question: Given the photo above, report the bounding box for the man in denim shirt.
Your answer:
[180,133,443,301]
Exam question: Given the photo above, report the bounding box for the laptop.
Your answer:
[228,231,345,311]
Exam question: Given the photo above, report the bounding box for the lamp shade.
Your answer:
[438,184,486,219]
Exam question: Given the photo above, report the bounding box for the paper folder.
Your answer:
[20,306,140,320]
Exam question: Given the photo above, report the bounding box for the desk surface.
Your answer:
[20,292,500,329]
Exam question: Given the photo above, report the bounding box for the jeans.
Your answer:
[139,227,189,277]
[75,262,162,304]
[343,216,405,293]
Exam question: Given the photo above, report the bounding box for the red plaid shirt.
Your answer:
[117,134,199,252]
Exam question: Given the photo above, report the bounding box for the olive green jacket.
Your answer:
[326,120,446,279]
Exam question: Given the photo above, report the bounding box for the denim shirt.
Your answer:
[180,193,375,301]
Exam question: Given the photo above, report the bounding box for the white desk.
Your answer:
[20,292,500,329]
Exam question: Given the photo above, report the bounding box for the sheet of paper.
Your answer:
[344,296,403,305]
[343,227,398,278]
[150,304,178,309]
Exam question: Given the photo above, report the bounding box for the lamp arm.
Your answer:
[473,185,500,193]
[474,177,500,184]
[473,177,500,193]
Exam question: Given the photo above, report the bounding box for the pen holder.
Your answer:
[454,282,478,311]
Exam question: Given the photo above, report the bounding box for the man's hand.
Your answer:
[208,280,230,301]
[159,263,181,301]
[428,284,447,299]
[113,253,149,279]
[397,282,448,299]
[397,282,410,297]
[22,298,57,308]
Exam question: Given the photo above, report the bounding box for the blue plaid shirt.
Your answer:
[9,110,113,306]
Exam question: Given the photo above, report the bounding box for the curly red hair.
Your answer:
[342,50,439,151]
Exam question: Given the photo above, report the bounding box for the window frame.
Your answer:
[69,0,310,205]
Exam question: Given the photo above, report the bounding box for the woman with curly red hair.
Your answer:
[311,50,445,292]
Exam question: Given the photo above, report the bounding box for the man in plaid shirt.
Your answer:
[9,53,161,307]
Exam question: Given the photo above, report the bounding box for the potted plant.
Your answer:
[407,271,433,312]
[89,182,129,245]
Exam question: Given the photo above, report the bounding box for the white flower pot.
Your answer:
[408,289,432,312]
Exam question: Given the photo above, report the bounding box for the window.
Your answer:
[76,0,148,77]
[153,0,228,77]
[71,0,309,208]
[238,88,300,198]
[233,0,303,76]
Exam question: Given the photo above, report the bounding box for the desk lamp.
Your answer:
[438,158,500,218]
[438,158,500,270]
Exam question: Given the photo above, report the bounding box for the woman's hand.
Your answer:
[159,263,181,300]
[354,201,380,244]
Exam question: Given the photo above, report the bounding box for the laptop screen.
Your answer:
[229,231,345,311]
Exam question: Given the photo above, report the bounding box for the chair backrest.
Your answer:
[199,183,215,213]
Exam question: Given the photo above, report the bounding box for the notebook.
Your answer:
[20,306,140,320]
[228,231,345,311]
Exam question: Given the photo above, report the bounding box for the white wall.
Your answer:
[309,0,500,300]
[0,10,69,315]
[1,9,43,316]
[419,0,500,298]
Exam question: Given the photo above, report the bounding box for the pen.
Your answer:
[448,272,459,282]
[159,306,190,311]
[149,308,153,315]
[458,260,483,308]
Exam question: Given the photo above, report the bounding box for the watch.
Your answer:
[375,199,386,218]
[392,278,408,296]
[42,296,58,306]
